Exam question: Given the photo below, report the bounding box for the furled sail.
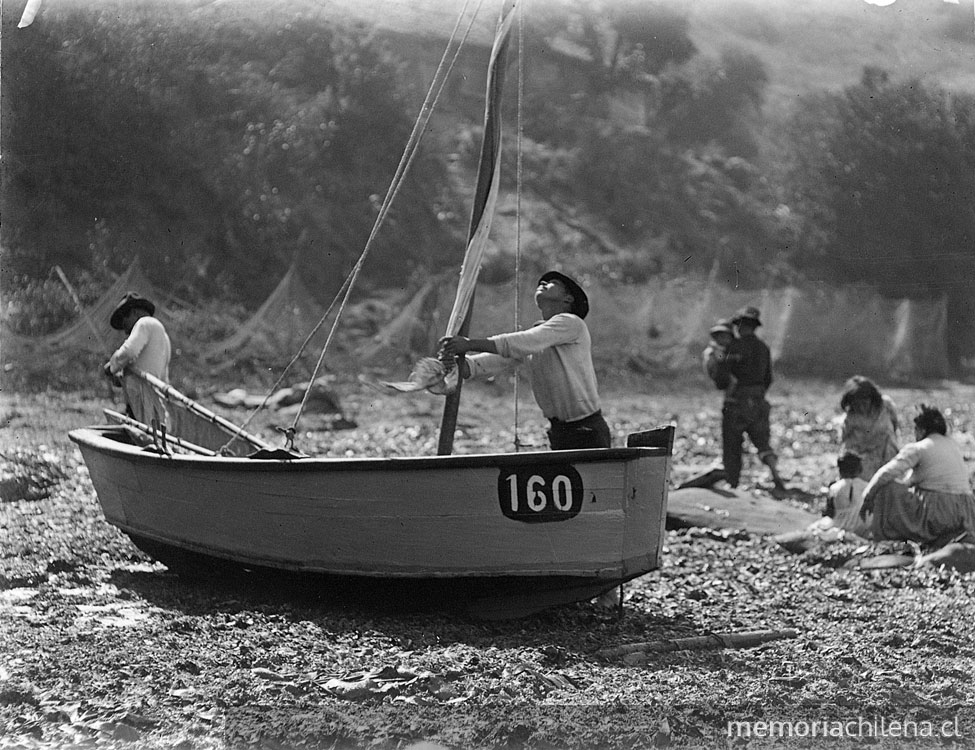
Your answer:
[443,2,515,337]
[373,1,516,396]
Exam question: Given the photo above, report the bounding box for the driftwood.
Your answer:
[597,629,800,658]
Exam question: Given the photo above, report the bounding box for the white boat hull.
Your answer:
[70,425,671,617]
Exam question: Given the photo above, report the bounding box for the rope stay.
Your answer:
[228,0,487,450]
[288,0,488,439]
[512,0,526,452]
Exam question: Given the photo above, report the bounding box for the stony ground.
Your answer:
[2,375,975,749]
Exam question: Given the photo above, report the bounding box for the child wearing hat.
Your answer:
[104,292,172,428]
[702,318,735,391]
[439,271,610,450]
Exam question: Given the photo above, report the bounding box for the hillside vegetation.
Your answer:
[3,0,975,364]
[681,0,975,110]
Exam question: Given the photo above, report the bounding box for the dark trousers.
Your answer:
[722,396,776,487]
[548,411,611,451]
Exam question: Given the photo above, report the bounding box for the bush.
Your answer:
[2,278,75,336]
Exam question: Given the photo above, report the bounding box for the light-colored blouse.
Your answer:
[864,433,971,498]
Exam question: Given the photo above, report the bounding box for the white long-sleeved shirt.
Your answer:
[108,316,171,381]
[466,313,600,422]
[864,433,971,496]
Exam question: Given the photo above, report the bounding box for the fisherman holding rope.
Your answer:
[439,270,611,450]
[104,292,172,429]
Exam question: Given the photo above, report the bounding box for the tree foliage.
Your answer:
[15,0,971,337]
[659,48,768,158]
[782,69,975,292]
[776,68,975,362]
[510,4,778,282]
[1,2,453,305]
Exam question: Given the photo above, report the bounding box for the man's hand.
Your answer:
[103,362,122,388]
[437,337,473,380]
[439,335,471,358]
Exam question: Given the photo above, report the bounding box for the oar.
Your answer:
[103,409,216,456]
[128,368,274,453]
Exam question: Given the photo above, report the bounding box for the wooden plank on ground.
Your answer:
[667,486,819,535]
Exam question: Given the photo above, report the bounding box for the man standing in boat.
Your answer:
[104,292,172,429]
[439,270,611,450]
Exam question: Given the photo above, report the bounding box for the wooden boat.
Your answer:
[70,1,674,618]
[70,423,671,618]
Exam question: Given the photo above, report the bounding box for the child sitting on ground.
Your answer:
[775,452,872,553]
[820,451,872,537]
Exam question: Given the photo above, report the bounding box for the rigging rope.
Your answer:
[512,0,526,452]
[227,0,486,451]
[288,0,487,438]
[217,270,356,453]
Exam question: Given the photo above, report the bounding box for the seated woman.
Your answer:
[861,404,975,547]
[839,375,899,480]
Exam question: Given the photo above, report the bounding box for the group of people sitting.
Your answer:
[813,376,975,550]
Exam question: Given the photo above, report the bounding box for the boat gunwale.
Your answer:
[69,425,671,471]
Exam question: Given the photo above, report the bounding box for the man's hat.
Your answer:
[539,270,589,319]
[709,318,734,336]
[110,292,155,330]
[733,306,762,326]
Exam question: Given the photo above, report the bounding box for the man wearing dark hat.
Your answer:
[104,292,172,427]
[721,306,787,493]
[439,270,610,450]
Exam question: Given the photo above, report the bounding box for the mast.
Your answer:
[437,3,516,455]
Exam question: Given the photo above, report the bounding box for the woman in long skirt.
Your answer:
[861,404,975,547]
